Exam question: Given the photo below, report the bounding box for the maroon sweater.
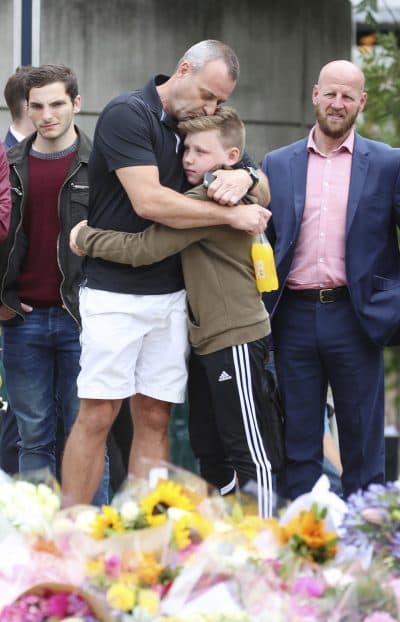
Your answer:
[16,149,76,306]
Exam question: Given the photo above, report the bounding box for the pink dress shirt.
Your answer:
[286,127,354,290]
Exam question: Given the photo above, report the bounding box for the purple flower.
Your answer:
[340,482,400,569]
[67,593,91,616]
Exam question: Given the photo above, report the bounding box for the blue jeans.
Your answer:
[2,307,109,504]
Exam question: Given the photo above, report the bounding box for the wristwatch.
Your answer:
[244,166,259,190]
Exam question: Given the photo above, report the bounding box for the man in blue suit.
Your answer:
[262,60,400,500]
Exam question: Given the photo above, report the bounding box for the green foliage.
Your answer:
[355,0,378,24]
[355,2,400,419]
[357,32,400,145]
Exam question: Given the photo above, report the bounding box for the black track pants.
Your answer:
[188,337,273,518]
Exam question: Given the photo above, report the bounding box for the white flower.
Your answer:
[120,500,140,524]
[167,507,190,522]
[75,508,99,533]
[0,479,60,535]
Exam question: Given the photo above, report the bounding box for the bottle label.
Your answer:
[254,259,266,279]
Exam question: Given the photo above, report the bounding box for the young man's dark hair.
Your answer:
[24,64,79,102]
[4,66,32,122]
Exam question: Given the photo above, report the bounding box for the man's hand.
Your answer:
[70,220,88,256]
[0,302,32,321]
[227,204,271,235]
[207,168,252,206]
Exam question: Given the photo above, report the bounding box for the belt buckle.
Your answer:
[319,288,334,303]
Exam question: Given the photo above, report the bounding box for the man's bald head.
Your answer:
[318,60,365,92]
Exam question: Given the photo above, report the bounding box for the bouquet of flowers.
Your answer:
[340,482,400,572]
[79,465,217,620]
[54,462,215,563]
[0,582,112,622]
[0,469,60,538]
[85,549,180,620]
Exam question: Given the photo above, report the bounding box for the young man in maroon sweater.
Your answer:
[0,65,108,503]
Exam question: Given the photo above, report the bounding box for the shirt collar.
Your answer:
[307,125,355,155]
[142,74,178,132]
[9,126,27,143]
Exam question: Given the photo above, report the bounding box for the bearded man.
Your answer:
[262,60,400,500]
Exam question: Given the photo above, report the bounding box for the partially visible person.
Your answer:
[0,64,108,503]
[0,143,11,241]
[62,39,270,507]
[1,66,34,474]
[0,141,14,473]
[70,106,275,517]
[3,66,35,150]
[262,60,400,500]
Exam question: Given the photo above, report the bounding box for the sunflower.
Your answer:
[90,505,125,539]
[173,511,213,550]
[140,480,194,527]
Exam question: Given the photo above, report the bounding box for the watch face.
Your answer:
[247,166,259,186]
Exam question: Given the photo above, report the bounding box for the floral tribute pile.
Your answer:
[0,464,400,621]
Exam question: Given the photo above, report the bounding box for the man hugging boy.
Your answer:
[70,107,274,517]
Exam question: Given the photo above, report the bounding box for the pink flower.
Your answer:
[104,554,121,578]
[46,592,69,617]
[292,576,326,598]
[361,508,389,525]
[0,594,46,622]
[363,613,398,622]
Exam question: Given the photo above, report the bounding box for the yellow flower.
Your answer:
[264,517,284,541]
[85,557,105,577]
[236,515,268,542]
[106,582,136,611]
[173,512,213,550]
[140,480,194,527]
[90,505,124,540]
[282,511,331,549]
[280,509,337,562]
[118,571,138,587]
[136,552,163,585]
[137,588,160,614]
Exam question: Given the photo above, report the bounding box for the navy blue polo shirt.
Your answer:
[84,75,186,294]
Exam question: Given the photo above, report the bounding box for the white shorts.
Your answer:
[77,287,189,403]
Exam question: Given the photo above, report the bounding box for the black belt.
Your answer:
[286,286,348,303]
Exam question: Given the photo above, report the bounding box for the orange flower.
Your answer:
[280,507,337,562]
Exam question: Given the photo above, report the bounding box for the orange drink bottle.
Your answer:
[251,233,279,292]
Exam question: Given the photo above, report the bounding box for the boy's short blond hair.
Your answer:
[178,106,245,157]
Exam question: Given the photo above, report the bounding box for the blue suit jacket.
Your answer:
[3,129,18,151]
[262,133,400,347]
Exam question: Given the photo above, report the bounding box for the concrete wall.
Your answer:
[0,0,352,163]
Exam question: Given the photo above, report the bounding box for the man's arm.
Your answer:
[0,145,11,242]
[207,167,270,207]
[73,221,208,266]
[116,166,269,235]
